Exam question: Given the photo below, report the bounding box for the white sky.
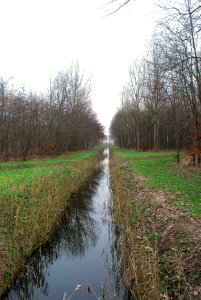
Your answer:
[0,0,158,135]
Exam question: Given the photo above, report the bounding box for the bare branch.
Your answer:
[104,0,132,17]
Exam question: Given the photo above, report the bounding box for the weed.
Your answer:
[62,283,105,300]
[110,153,160,299]
[129,198,145,226]
[144,232,162,246]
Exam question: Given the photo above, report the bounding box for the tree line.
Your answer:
[0,63,104,161]
[110,0,201,163]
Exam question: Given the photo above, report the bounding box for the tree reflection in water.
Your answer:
[6,169,103,300]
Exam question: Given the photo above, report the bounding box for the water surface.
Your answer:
[5,148,125,300]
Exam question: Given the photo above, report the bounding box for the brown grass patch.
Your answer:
[110,153,201,299]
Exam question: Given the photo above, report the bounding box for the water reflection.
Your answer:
[6,169,103,300]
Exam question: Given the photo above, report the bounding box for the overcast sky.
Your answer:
[0,0,158,134]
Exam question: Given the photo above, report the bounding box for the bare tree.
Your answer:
[127,60,143,150]
[0,63,104,160]
[157,0,201,163]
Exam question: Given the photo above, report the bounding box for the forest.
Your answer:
[110,0,201,164]
[0,63,104,161]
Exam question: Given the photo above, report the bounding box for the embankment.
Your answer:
[110,150,201,299]
[0,149,101,297]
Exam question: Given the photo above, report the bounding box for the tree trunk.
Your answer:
[154,117,159,151]
[175,113,180,164]
[136,122,140,151]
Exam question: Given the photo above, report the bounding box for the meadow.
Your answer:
[0,149,97,192]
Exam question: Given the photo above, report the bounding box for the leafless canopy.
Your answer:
[105,0,132,16]
[0,62,105,161]
[110,0,201,164]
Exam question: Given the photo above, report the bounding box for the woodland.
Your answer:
[110,0,201,165]
[0,63,104,161]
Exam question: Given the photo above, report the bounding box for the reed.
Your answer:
[0,151,101,297]
[110,153,160,299]
[110,149,201,299]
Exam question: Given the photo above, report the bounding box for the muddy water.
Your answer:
[5,148,127,300]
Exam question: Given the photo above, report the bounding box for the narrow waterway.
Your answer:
[5,148,126,300]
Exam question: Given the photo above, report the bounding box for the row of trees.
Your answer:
[110,0,201,162]
[0,63,104,161]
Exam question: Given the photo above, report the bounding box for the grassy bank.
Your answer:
[0,149,98,192]
[110,148,201,299]
[0,148,101,297]
[110,151,160,299]
[113,148,201,217]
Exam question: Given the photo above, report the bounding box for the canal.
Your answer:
[5,148,126,300]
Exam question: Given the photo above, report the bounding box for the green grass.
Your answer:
[113,148,177,159]
[113,148,201,217]
[0,149,98,192]
[0,149,97,170]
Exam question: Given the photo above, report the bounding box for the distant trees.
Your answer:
[0,63,104,161]
[110,0,200,163]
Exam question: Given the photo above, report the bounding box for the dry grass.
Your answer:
[110,151,201,300]
[110,157,160,300]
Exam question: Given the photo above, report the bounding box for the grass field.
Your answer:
[0,149,97,170]
[113,148,177,159]
[113,148,201,217]
[0,149,97,193]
